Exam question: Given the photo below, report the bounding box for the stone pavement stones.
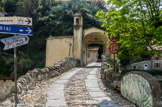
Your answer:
[64,67,94,106]
[96,67,136,107]
[1,62,136,107]
[46,68,81,107]
[85,66,120,107]
[64,62,121,107]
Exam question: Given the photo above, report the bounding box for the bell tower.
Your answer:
[73,12,83,65]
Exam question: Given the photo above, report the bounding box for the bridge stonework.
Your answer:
[121,72,161,107]
[0,57,80,102]
[101,55,162,107]
[0,80,14,101]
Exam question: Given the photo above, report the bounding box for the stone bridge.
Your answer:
[0,56,161,107]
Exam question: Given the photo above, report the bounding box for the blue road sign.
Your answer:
[0,24,33,36]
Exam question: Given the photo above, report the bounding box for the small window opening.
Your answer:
[144,64,148,70]
[156,56,159,60]
[133,66,137,69]
[76,18,79,25]
[155,63,159,68]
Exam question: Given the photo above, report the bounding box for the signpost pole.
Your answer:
[108,34,120,73]
[14,34,18,107]
[0,16,32,106]
[114,54,116,72]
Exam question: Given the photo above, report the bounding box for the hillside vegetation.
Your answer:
[0,0,106,77]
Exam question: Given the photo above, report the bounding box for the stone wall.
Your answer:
[101,55,162,107]
[121,72,161,107]
[101,55,121,90]
[0,80,14,101]
[0,57,80,102]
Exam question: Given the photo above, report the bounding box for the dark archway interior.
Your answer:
[88,43,103,60]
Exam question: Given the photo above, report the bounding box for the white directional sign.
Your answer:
[0,35,29,50]
[0,17,32,26]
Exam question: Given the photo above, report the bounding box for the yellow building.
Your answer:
[46,12,112,66]
[87,46,99,63]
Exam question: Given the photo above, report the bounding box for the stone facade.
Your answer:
[100,55,121,90]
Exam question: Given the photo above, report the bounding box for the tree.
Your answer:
[4,0,17,16]
[96,0,162,61]
[0,0,107,77]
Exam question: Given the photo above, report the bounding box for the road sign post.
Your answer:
[0,35,30,107]
[0,16,32,107]
[114,54,116,72]
[109,43,119,72]
[108,36,120,72]
[14,35,18,106]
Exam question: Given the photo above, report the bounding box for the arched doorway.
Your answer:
[82,27,111,65]
[87,43,103,64]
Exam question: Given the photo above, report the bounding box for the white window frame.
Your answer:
[144,64,149,70]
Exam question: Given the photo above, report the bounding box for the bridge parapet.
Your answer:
[0,57,80,102]
[101,55,162,107]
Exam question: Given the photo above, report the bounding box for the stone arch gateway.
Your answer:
[82,27,110,65]
[46,13,112,66]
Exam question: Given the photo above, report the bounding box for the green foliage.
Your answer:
[120,69,162,76]
[0,48,14,77]
[0,0,106,77]
[96,0,162,64]
[45,0,105,35]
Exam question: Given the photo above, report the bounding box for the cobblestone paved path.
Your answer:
[1,62,134,107]
[85,68,119,107]
[63,63,119,107]
[46,69,81,107]
[64,64,95,106]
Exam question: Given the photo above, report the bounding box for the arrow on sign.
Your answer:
[0,35,29,50]
[25,18,31,25]
[25,27,32,34]
[25,36,28,41]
